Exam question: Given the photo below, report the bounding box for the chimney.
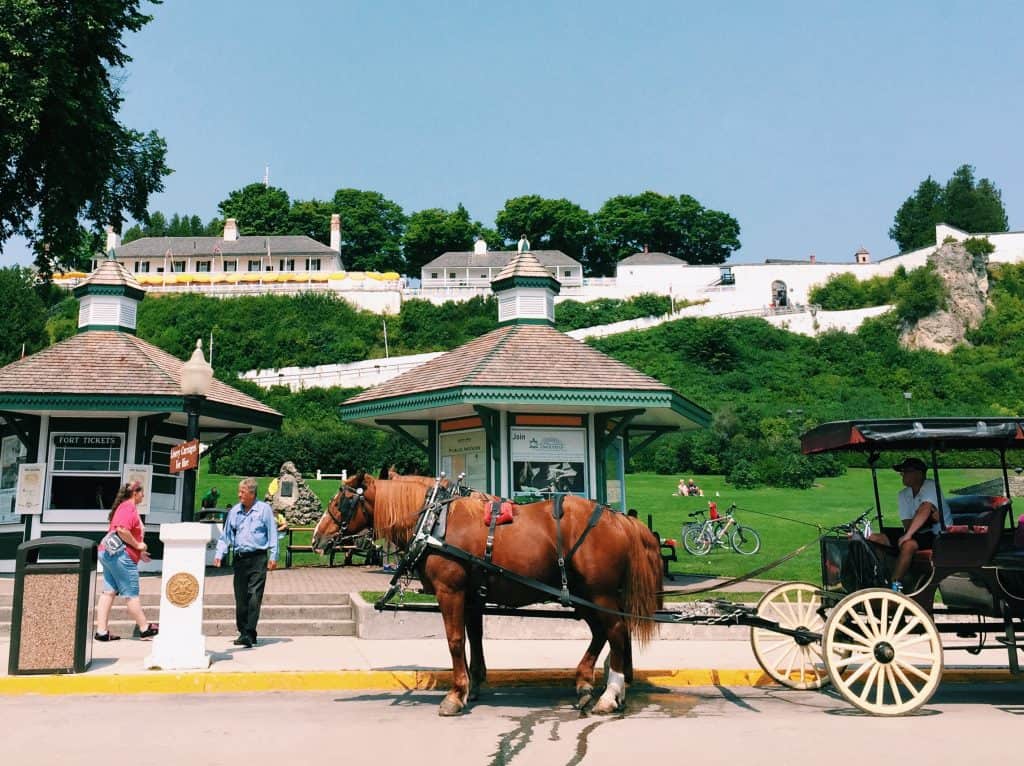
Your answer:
[329,214,341,252]
[104,225,121,253]
[473,238,487,255]
[223,218,239,241]
[809,253,816,264]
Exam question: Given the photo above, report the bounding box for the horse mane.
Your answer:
[373,479,433,538]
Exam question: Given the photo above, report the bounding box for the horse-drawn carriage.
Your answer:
[311,417,1024,717]
[748,417,1024,715]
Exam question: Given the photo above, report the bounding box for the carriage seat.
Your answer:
[932,495,1011,570]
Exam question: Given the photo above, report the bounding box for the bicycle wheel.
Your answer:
[683,527,711,555]
[730,525,761,555]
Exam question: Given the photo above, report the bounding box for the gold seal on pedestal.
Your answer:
[166,572,200,608]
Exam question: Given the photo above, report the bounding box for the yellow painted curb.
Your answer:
[0,668,1018,696]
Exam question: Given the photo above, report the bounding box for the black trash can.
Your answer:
[8,536,97,675]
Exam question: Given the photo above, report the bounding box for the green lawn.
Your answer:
[195,461,1004,579]
[633,467,1001,583]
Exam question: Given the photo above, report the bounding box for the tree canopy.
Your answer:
[331,188,406,272]
[402,204,480,275]
[0,267,47,364]
[495,195,595,263]
[0,0,170,276]
[591,192,741,275]
[123,211,220,243]
[890,165,1009,252]
[217,183,292,236]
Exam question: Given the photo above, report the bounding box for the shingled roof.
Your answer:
[115,235,338,258]
[0,331,281,427]
[618,252,687,266]
[342,323,708,429]
[424,249,580,269]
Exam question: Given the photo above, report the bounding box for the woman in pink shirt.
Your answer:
[94,481,158,641]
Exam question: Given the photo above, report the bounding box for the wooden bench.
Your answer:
[283,527,383,568]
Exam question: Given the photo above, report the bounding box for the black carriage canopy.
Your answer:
[801,417,1024,456]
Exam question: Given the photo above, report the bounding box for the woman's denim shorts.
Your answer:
[99,548,140,598]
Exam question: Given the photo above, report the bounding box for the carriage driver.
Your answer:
[866,457,952,593]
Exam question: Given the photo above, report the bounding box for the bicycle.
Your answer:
[682,504,761,555]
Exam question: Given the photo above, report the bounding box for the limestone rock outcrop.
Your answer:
[899,242,988,353]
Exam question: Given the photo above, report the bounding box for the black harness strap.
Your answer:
[565,501,607,564]
[552,495,570,605]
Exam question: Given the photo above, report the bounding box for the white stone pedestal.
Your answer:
[144,523,215,670]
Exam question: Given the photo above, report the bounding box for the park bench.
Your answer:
[283,527,383,568]
[643,513,678,580]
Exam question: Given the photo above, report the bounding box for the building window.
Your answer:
[248,260,262,272]
[0,435,27,524]
[563,270,571,277]
[449,272,456,279]
[224,261,237,272]
[196,261,211,272]
[148,441,178,498]
[279,258,295,271]
[172,261,186,273]
[430,272,438,279]
[47,433,124,511]
[138,262,150,273]
[306,258,321,271]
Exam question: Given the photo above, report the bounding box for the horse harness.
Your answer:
[377,484,611,611]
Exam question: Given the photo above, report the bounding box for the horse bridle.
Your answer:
[323,485,371,548]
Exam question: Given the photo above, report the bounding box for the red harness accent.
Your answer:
[484,501,515,526]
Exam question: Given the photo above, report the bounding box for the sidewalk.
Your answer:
[1,567,1020,695]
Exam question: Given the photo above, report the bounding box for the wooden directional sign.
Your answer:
[170,439,200,473]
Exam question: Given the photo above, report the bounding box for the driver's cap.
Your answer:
[893,457,927,473]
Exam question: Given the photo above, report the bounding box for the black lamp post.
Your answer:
[181,339,213,522]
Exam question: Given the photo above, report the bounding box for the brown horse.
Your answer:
[312,471,663,716]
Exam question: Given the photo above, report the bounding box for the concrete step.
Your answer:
[102,618,357,637]
[100,604,352,621]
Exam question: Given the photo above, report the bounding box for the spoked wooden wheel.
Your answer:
[822,588,942,716]
[750,582,828,689]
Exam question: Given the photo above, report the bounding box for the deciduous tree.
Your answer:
[402,204,479,275]
[494,196,594,262]
[330,188,406,273]
[0,267,47,364]
[217,183,292,236]
[0,0,170,277]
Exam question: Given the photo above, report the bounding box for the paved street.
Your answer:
[4,683,1024,765]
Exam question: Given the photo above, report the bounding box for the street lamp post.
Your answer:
[903,391,913,417]
[181,339,213,522]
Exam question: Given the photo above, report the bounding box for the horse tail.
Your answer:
[621,517,663,645]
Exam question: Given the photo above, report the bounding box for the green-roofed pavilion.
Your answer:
[341,249,709,509]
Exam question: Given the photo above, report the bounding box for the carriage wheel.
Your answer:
[730,525,761,555]
[822,588,942,716]
[683,527,711,556]
[750,582,829,689]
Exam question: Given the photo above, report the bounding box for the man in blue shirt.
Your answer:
[213,478,278,647]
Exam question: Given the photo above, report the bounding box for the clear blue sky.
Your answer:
[6,0,1024,267]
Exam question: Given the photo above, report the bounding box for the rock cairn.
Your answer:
[270,461,323,526]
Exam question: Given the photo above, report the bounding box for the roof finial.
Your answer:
[517,234,530,253]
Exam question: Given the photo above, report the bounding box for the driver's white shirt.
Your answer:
[897,478,952,534]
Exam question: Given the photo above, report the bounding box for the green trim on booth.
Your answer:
[497,317,554,327]
[343,386,705,422]
[0,531,24,559]
[73,283,146,301]
[473,406,500,494]
[490,275,561,293]
[0,395,281,430]
[77,324,137,335]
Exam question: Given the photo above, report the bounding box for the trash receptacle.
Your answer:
[8,536,97,675]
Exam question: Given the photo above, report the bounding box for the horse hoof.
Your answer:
[575,686,594,710]
[438,698,464,717]
[591,698,618,715]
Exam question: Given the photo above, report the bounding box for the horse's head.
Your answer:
[311,471,375,554]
